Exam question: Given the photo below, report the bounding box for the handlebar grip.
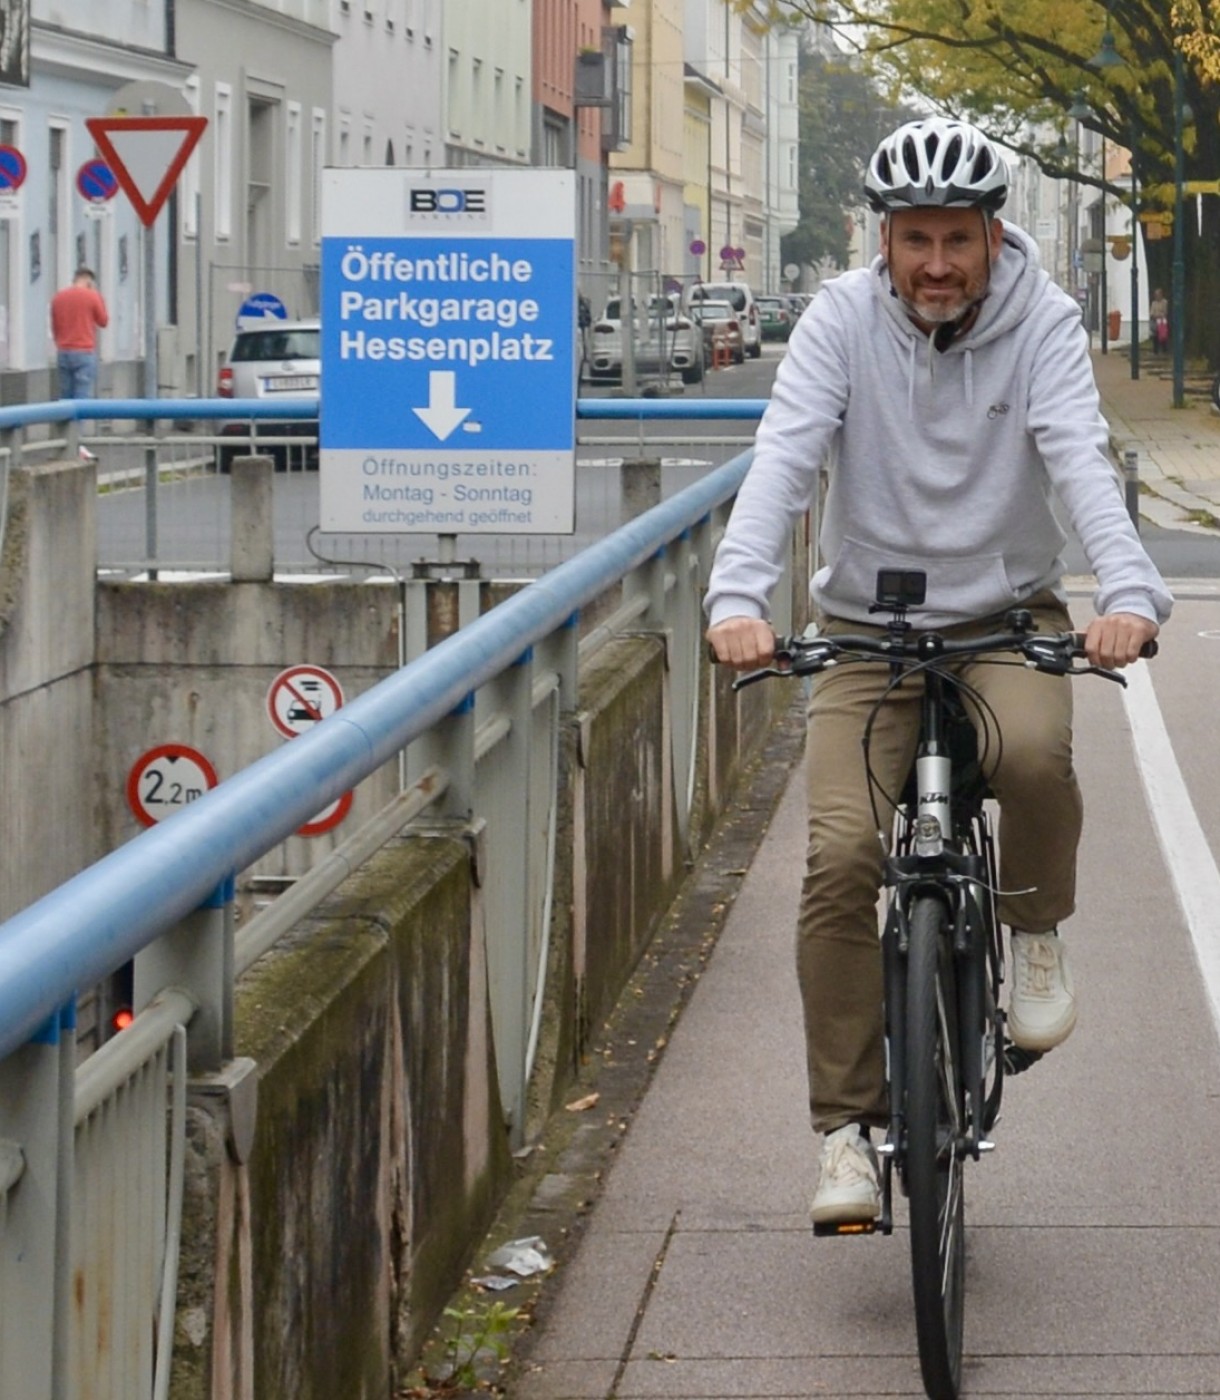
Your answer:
[1068,632,1158,659]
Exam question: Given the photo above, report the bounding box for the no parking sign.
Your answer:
[266,665,353,836]
[267,664,344,739]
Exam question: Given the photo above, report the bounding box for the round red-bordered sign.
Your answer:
[297,790,353,837]
[0,146,27,193]
[267,664,344,739]
[126,743,219,828]
[76,158,119,203]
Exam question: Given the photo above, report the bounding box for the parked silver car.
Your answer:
[586,293,704,385]
[216,317,320,471]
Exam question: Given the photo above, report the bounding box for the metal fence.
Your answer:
[0,394,789,1400]
[1,396,766,582]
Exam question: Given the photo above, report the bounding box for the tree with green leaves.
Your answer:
[783,47,918,275]
[740,0,1220,366]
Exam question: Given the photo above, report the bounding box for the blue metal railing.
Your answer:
[0,397,771,430]
[0,408,760,1061]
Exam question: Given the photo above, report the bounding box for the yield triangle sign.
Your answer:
[85,115,207,227]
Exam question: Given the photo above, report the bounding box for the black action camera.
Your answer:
[874,569,927,609]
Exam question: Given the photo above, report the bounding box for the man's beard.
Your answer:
[900,281,981,325]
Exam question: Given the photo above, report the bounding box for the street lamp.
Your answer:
[1172,49,1186,408]
[1086,23,1126,358]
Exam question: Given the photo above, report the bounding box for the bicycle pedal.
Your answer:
[1003,1043,1045,1075]
[812,1218,878,1237]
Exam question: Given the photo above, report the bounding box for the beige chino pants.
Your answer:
[797,594,1083,1134]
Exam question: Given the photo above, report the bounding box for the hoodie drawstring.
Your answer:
[907,337,918,417]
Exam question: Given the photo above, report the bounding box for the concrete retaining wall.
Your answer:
[0,457,802,1395]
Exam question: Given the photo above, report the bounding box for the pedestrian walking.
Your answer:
[50,267,108,400]
[1149,287,1169,354]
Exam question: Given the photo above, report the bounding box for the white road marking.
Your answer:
[1122,661,1220,1042]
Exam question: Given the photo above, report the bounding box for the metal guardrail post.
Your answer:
[0,1005,73,1400]
[415,693,477,821]
[622,545,669,630]
[134,875,235,1072]
[1123,448,1140,532]
[478,650,534,1146]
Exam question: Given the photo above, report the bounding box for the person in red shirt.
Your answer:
[50,267,108,399]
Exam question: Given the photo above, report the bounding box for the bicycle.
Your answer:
[731,568,1155,1400]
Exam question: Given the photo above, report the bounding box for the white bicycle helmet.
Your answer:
[865,117,1008,213]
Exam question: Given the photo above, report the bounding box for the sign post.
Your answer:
[319,168,576,540]
[87,88,207,571]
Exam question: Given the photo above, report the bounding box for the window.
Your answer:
[182,77,201,238]
[214,83,233,240]
[0,114,18,369]
[48,122,68,286]
[310,108,326,245]
[286,102,302,245]
[448,50,460,136]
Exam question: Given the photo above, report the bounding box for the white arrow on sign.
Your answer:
[412,370,472,441]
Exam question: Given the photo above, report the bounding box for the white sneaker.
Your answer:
[1009,931,1077,1051]
[78,445,97,462]
[810,1123,880,1225]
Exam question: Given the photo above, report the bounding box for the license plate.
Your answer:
[263,375,318,392]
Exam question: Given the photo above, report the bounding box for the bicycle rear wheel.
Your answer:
[905,895,966,1399]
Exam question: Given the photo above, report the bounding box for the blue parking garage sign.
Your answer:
[320,168,576,535]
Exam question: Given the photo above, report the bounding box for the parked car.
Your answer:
[689,299,744,365]
[216,318,320,471]
[586,293,704,385]
[684,281,762,358]
[756,295,795,342]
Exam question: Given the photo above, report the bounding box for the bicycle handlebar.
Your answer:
[729,627,1157,692]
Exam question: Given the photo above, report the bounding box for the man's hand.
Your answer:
[706,616,776,670]
[1083,612,1159,669]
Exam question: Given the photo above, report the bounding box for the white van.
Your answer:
[684,281,762,358]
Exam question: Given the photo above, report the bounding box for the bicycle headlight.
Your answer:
[914,814,944,856]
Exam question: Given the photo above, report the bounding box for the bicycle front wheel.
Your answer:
[905,895,966,1399]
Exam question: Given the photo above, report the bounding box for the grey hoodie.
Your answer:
[705,222,1172,630]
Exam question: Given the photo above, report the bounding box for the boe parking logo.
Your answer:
[406,185,491,225]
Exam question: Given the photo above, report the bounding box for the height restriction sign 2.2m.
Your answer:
[319,168,576,536]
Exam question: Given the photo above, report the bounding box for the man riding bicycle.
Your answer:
[704,117,1172,1226]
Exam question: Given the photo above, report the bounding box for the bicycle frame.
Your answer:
[876,662,1004,1238]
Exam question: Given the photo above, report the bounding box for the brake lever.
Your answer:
[1069,662,1128,687]
[730,664,791,692]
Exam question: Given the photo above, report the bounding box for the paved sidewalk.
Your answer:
[1090,344,1220,528]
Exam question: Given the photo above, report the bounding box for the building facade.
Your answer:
[0,0,191,399]
[0,0,809,402]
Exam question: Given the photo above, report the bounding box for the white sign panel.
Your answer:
[320,168,577,535]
